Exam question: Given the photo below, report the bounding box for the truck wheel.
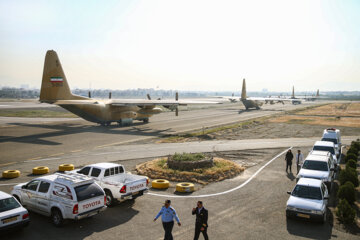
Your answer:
[105,190,114,207]
[51,209,64,227]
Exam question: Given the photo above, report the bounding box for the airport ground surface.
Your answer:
[0,101,314,166]
[0,100,359,239]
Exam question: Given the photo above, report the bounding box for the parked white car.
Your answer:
[286,178,329,223]
[11,173,106,226]
[69,163,149,206]
[297,153,335,192]
[312,141,338,165]
[321,128,341,158]
[309,150,337,169]
[0,191,29,231]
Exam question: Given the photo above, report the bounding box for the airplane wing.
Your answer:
[247,97,301,103]
[49,99,220,106]
[108,99,220,106]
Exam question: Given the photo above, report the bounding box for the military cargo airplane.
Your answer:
[218,79,301,109]
[40,50,218,126]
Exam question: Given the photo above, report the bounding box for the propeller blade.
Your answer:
[176,107,179,116]
[147,94,151,100]
[175,92,179,101]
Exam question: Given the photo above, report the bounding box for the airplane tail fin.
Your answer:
[40,50,87,102]
[316,89,319,97]
[241,78,247,100]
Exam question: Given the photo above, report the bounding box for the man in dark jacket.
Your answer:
[192,201,209,240]
[285,149,294,173]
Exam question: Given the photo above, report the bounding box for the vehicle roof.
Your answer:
[297,178,322,187]
[34,173,93,185]
[87,162,121,169]
[305,154,329,162]
[323,128,340,134]
[0,190,12,199]
[308,151,331,158]
[314,141,335,147]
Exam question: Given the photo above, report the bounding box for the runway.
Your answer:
[0,101,318,165]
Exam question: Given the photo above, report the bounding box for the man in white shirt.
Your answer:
[296,150,304,174]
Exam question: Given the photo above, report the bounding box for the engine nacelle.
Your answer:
[138,107,162,115]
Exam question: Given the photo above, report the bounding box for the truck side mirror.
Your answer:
[330,168,334,171]
[287,191,291,195]
[21,185,26,189]
[324,196,329,200]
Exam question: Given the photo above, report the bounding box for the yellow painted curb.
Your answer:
[2,170,20,179]
[176,182,195,193]
[151,179,170,189]
[32,166,49,175]
[59,164,75,172]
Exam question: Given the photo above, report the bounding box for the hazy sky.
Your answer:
[0,0,359,91]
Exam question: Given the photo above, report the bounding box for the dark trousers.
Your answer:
[296,164,301,174]
[194,223,209,240]
[162,221,174,240]
[286,161,292,172]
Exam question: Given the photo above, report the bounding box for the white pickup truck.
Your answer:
[69,162,149,206]
[11,173,106,227]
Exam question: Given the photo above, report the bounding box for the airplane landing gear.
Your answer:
[143,118,149,123]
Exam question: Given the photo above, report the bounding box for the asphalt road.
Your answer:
[1,145,358,240]
[0,101,318,166]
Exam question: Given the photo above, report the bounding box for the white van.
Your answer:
[321,128,341,157]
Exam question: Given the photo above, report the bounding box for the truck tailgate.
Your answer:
[78,196,105,214]
[126,178,147,194]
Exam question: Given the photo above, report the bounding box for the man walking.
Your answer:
[154,200,181,240]
[296,149,304,174]
[285,149,294,173]
[192,201,209,240]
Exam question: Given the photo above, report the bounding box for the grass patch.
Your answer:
[172,152,205,162]
[137,157,245,184]
[0,109,77,118]
[158,117,271,143]
[270,115,360,128]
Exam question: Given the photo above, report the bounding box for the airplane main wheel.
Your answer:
[143,118,149,123]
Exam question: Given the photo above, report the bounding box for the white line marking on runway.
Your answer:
[147,147,291,198]
[0,183,21,186]
[23,157,61,163]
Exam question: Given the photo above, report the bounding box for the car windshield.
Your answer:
[321,138,337,144]
[292,185,322,200]
[302,160,328,171]
[75,183,103,202]
[313,145,335,155]
[0,197,21,213]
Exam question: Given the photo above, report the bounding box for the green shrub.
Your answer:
[347,146,359,156]
[336,199,356,224]
[345,153,358,163]
[350,141,360,152]
[346,159,357,170]
[172,152,205,162]
[339,166,359,187]
[337,181,356,204]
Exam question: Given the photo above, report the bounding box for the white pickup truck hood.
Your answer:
[287,196,324,211]
[298,169,329,180]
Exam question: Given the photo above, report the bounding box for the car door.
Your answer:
[21,180,40,209]
[321,183,329,206]
[34,181,51,214]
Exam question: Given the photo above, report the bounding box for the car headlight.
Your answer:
[311,210,323,215]
[286,206,296,211]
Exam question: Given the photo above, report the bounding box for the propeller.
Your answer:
[109,92,112,99]
[175,92,179,116]
[147,94,151,100]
